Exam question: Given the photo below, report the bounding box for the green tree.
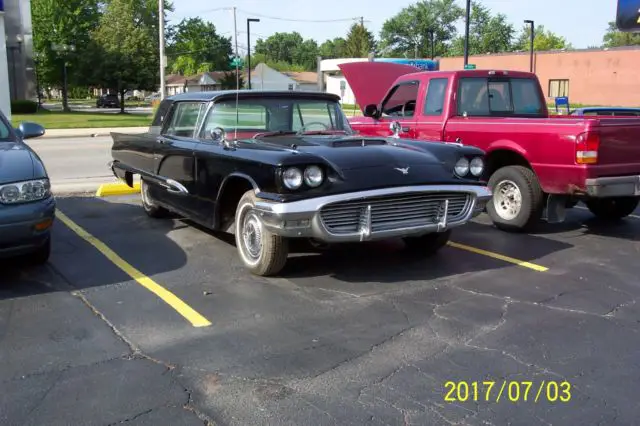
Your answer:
[449,2,514,56]
[319,37,346,58]
[90,0,172,112]
[602,21,640,47]
[254,32,305,64]
[166,18,233,75]
[514,24,572,51]
[379,0,463,58]
[344,23,376,57]
[31,0,101,108]
[219,70,246,90]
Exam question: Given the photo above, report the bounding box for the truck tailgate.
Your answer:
[590,118,640,177]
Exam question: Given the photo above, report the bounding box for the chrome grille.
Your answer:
[320,192,471,234]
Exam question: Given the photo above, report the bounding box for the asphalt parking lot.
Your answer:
[2,194,640,426]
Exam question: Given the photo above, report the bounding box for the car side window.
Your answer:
[381,81,419,118]
[423,78,448,116]
[163,102,206,138]
[0,119,9,140]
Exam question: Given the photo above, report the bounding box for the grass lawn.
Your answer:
[11,110,153,129]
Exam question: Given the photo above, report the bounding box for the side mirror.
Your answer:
[17,122,46,140]
[363,104,379,118]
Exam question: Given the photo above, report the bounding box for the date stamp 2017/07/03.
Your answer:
[443,381,571,403]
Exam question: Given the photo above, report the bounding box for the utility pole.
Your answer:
[524,20,535,73]
[463,0,471,66]
[360,16,364,27]
[247,18,260,90]
[159,0,166,100]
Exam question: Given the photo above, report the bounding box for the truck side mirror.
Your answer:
[363,104,379,118]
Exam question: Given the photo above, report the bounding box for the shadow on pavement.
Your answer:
[0,196,188,300]
[529,208,640,241]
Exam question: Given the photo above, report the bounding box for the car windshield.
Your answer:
[201,97,353,137]
[457,77,545,117]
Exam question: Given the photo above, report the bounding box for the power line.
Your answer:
[235,8,362,23]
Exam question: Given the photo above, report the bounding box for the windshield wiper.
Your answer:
[253,130,298,139]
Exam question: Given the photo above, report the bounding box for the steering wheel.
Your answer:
[296,122,330,135]
[401,100,416,117]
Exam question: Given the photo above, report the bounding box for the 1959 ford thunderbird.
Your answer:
[109,90,491,276]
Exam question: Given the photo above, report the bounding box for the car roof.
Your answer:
[167,90,341,103]
[170,90,341,102]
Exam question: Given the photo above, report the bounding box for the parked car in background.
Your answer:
[340,62,640,232]
[570,107,640,117]
[96,93,121,108]
[109,91,491,276]
[0,112,54,264]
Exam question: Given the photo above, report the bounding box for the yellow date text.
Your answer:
[443,380,571,403]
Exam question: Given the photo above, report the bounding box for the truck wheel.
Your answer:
[487,165,544,232]
[235,190,289,276]
[141,178,169,218]
[585,197,639,220]
[402,230,451,255]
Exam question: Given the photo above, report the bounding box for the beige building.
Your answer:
[438,46,640,107]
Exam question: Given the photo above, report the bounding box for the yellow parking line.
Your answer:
[447,241,549,272]
[56,210,211,328]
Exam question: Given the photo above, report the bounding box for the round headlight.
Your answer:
[283,167,303,189]
[303,165,324,187]
[0,185,20,203]
[469,157,484,177]
[454,157,470,177]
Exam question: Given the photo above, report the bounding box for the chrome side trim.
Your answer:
[165,179,189,195]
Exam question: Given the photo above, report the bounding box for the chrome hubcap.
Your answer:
[241,211,263,260]
[141,181,153,206]
[493,180,522,220]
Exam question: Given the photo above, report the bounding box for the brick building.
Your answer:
[438,46,640,107]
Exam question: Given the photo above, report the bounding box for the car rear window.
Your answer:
[457,77,545,117]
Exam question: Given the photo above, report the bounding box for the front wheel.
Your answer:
[402,230,451,256]
[585,197,639,220]
[235,190,289,276]
[486,165,544,232]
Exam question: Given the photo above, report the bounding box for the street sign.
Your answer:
[616,0,640,32]
[0,0,4,11]
[464,64,476,70]
[230,56,244,68]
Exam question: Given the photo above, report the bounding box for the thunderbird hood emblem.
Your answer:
[394,166,410,175]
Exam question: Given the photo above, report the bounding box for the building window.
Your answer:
[548,79,569,98]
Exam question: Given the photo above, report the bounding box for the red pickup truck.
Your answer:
[340,62,640,232]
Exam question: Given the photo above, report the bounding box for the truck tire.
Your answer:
[585,197,639,220]
[141,178,169,218]
[235,190,289,276]
[402,230,451,255]
[486,165,544,232]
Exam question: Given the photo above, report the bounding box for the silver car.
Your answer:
[0,111,54,264]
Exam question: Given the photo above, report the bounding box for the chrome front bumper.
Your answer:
[585,175,640,198]
[254,185,492,243]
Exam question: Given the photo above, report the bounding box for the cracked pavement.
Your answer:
[1,195,640,425]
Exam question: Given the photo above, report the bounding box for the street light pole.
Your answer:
[463,0,471,66]
[524,20,535,73]
[246,18,260,90]
[159,0,166,100]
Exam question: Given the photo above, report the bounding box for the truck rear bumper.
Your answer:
[585,175,640,198]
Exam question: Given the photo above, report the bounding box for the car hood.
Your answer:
[0,142,38,184]
[337,62,421,112]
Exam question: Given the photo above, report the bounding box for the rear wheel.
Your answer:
[141,178,169,218]
[402,230,451,256]
[486,165,544,232]
[235,190,289,276]
[585,197,639,220]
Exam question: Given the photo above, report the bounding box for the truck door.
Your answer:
[373,80,419,138]
[414,77,449,141]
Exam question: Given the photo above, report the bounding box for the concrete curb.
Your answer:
[41,127,149,139]
[95,182,141,197]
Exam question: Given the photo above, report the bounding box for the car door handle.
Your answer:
[156,137,167,144]
[402,126,410,132]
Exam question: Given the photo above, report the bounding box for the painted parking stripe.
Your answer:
[447,241,549,272]
[56,210,211,328]
[574,205,640,220]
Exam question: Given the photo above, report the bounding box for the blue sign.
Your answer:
[555,96,570,114]
[373,58,439,71]
[616,0,640,31]
[0,0,4,11]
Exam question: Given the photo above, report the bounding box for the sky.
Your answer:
[168,0,621,54]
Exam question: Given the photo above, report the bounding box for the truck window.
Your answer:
[423,78,448,116]
[164,102,206,137]
[457,77,544,117]
[381,81,419,118]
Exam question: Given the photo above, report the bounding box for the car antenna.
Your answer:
[233,7,240,142]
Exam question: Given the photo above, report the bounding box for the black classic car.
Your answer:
[109,91,491,276]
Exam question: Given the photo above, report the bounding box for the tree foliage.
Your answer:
[514,24,572,51]
[602,21,640,47]
[166,18,233,75]
[344,23,376,57]
[319,37,346,58]
[254,32,319,71]
[379,0,463,58]
[449,2,514,56]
